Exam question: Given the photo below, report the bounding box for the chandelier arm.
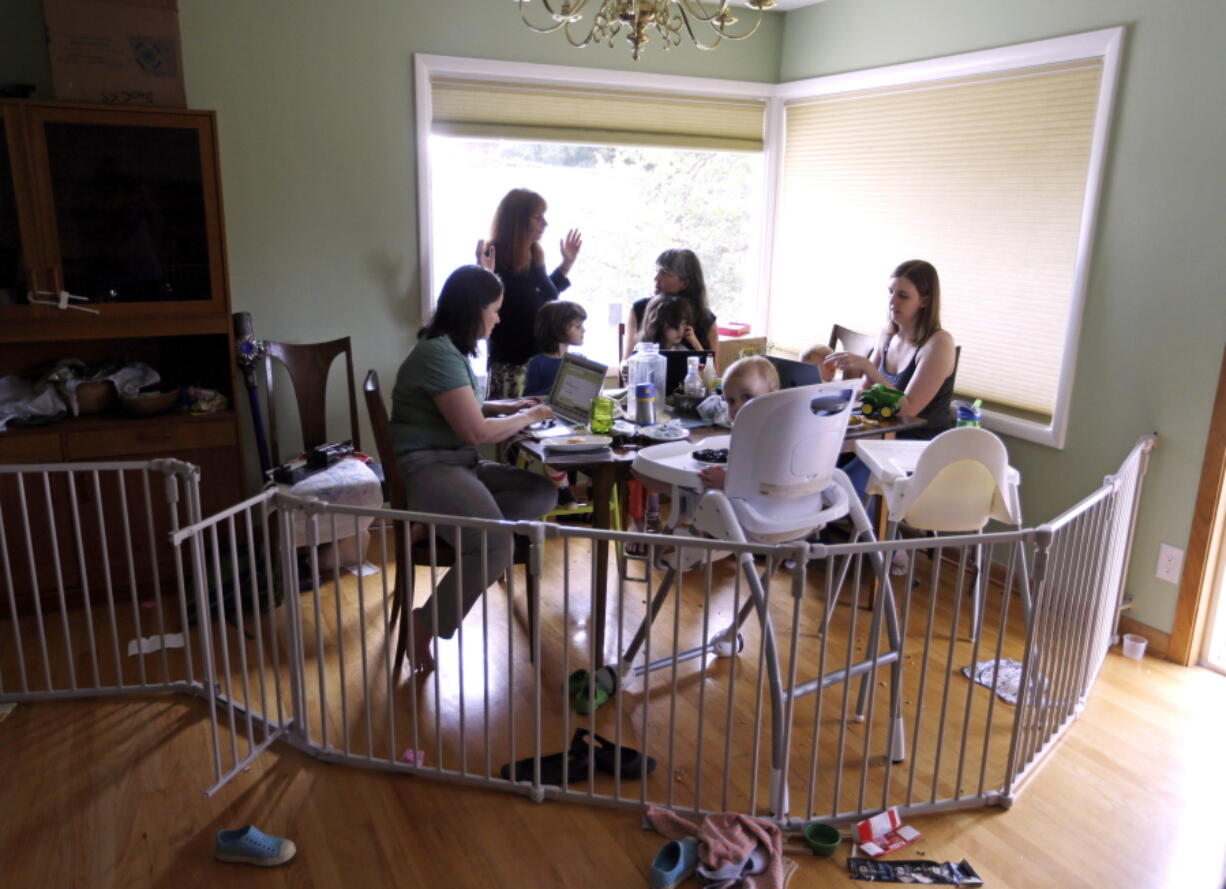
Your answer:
[672,0,732,25]
[676,0,767,41]
[671,4,727,51]
[563,16,604,49]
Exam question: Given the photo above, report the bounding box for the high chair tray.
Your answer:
[632,434,731,490]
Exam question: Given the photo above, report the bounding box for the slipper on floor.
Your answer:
[649,837,699,889]
[214,825,296,867]
[568,667,616,715]
[570,728,657,779]
[499,747,590,784]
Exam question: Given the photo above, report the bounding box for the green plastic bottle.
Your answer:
[589,395,614,434]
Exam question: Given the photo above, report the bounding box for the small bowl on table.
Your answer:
[119,387,182,416]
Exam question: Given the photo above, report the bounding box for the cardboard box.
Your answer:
[44,0,186,107]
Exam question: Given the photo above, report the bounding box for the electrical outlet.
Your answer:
[1155,543,1184,585]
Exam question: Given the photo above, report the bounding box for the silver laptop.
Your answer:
[530,352,608,438]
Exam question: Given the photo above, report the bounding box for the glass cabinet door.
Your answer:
[0,108,34,309]
[25,107,226,315]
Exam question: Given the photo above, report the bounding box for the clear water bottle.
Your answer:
[627,342,666,416]
[683,355,704,397]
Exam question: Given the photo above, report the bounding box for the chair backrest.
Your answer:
[898,426,1018,532]
[828,324,876,379]
[362,370,406,510]
[828,324,876,356]
[723,382,855,539]
[263,337,360,463]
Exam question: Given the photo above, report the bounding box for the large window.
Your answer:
[416,33,1122,445]
[429,137,763,367]
[416,55,772,372]
[770,29,1123,447]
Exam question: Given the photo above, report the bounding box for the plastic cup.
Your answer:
[803,822,842,857]
[1122,633,1147,660]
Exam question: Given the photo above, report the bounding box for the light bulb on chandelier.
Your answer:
[516,0,777,61]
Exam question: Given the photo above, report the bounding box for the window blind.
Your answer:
[430,77,766,151]
[771,60,1103,420]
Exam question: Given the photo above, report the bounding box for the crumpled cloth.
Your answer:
[646,806,788,889]
[0,374,68,431]
[286,458,383,547]
[697,393,730,426]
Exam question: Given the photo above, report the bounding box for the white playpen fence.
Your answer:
[0,437,1154,826]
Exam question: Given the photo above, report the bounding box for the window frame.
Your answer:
[770,27,1125,448]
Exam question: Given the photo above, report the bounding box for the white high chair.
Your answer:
[610,383,910,812]
[856,426,1024,639]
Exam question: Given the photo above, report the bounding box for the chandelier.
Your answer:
[516,0,777,61]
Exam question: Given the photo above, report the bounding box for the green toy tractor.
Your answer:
[859,384,905,419]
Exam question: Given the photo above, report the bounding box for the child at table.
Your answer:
[522,300,589,505]
[640,294,698,351]
[800,343,838,382]
[699,356,780,490]
[523,300,587,397]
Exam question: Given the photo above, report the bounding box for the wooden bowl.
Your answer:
[75,380,115,414]
[119,387,181,416]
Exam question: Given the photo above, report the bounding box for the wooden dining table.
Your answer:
[514,411,925,659]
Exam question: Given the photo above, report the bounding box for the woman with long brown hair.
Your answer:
[826,258,957,439]
[477,188,583,399]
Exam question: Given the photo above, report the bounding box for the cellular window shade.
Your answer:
[771,60,1102,419]
[430,78,766,151]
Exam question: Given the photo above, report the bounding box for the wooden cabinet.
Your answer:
[0,100,243,611]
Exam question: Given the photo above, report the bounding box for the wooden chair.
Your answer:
[827,324,877,380]
[362,370,538,676]
[262,337,361,461]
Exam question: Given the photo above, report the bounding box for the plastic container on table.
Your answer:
[627,342,666,418]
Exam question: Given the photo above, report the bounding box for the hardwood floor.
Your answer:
[2,544,1225,888]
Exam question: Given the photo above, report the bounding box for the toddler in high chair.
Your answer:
[525,300,588,505]
[698,355,780,490]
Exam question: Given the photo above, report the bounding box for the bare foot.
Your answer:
[409,616,437,675]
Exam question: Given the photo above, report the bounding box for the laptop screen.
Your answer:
[548,353,607,424]
[768,356,823,389]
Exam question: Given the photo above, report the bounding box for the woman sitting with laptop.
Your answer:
[390,264,559,673]
[622,248,717,361]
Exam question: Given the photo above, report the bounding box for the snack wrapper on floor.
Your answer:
[848,857,983,886]
[854,807,920,857]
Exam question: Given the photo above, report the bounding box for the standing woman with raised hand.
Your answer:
[478,188,583,399]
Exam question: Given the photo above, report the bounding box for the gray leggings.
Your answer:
[397,447,557,638]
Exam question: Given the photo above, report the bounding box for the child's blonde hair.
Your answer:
[800,343,832,364]
[723,355,780,393]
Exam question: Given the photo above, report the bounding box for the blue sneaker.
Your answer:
[649,837,698,889]
[214,825,296,867]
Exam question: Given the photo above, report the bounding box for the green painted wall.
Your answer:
[780,0,1226,633]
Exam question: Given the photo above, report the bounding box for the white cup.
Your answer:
[1121,633,1147,660]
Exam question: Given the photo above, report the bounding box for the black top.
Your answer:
[631,296,717,352]
[487,262,570,366]
[879,339,955,440]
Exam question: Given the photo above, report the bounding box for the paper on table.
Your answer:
[127,633,185,656]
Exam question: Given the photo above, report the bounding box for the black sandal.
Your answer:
[570,728,657,779]
[499,747,590,784]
